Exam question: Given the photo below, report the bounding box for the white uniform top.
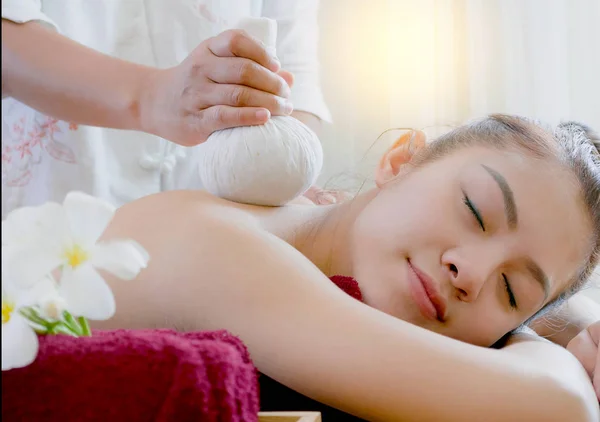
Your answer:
[1,0,331,217]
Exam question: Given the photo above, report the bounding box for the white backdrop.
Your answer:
[315,0,600,298]
[316,0,600,180]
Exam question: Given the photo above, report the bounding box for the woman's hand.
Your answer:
[567,320,600,400]
[140,29,294,146]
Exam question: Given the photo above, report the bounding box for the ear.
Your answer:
[375,130,426,187]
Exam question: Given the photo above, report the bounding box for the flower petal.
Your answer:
[38,294,68,320]
[2,244,63,288]
[90,240,149,280]
[2,202,66,247]
[63,192,116,247]
[58,264,115,320]
[2,200,71,287]
[18,276,60,309]
[1,315,39,371]
[1,205,42,246]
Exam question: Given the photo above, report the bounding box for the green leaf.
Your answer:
[19,307,49,326]
[62,310,82,336]
[77,316,91,337]
[53,324,79,337]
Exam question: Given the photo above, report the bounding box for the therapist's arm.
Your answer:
[1,19,153,131]
[1,19,291,146]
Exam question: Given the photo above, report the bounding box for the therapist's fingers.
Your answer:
[208,29,280,72]
[142,28,293,146]
[208,84,293,116]
[278,70,295,89]
[205,56,291,99]
[303,186,354,205]
[199,105,271,134]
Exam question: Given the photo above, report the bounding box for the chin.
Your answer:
[358,278,420,322]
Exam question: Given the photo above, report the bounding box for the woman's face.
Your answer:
[351,145,592,346]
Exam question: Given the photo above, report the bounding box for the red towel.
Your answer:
[1,329,259,422]
[330,275,363,302]
[1,276,362,422]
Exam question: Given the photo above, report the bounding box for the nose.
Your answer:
[442,249,490,302]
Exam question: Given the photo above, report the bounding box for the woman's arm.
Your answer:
[499,329,597,419]
[98,191,597,422]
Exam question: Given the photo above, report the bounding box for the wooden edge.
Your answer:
[257,411,322,422]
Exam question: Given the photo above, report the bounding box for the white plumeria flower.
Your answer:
[2,192,149,321]
[39,293,68,321]
[2,279,39,371]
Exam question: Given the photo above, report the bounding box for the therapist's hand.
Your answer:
[302,186,354,205]
[139,29,294,146]
[567,321,600,400]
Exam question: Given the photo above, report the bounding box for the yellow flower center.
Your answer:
[64,244,89,268]
[2,299,15,324]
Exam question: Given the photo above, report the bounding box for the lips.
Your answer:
[407,260,447,322]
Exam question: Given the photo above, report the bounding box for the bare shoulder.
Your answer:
[98,189,327,330]
[103,190,262,247]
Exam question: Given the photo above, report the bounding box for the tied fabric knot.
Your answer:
[139,142,187,174]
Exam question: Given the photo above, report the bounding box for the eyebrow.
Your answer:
[481,165,518,229]
[524,257,551,302]
[480,165,551,302]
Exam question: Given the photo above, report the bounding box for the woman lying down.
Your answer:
[94,114,600,421]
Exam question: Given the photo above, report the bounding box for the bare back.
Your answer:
[91,190,594,421]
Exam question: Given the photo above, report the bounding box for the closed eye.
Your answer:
[503,274,518,310]
[463,193,485,231]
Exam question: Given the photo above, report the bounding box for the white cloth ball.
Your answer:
[197,116,324,206]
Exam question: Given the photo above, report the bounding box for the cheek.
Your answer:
[446,305,519,346]
[350,181,457,295]
[352,207,402,287]
[355,187,443,246]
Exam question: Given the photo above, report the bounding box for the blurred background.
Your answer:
[315,0,600,179]
[314,0,600,294]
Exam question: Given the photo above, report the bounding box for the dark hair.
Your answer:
[412,114,600,321]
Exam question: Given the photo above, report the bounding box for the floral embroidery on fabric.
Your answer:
[2,114,79,187]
